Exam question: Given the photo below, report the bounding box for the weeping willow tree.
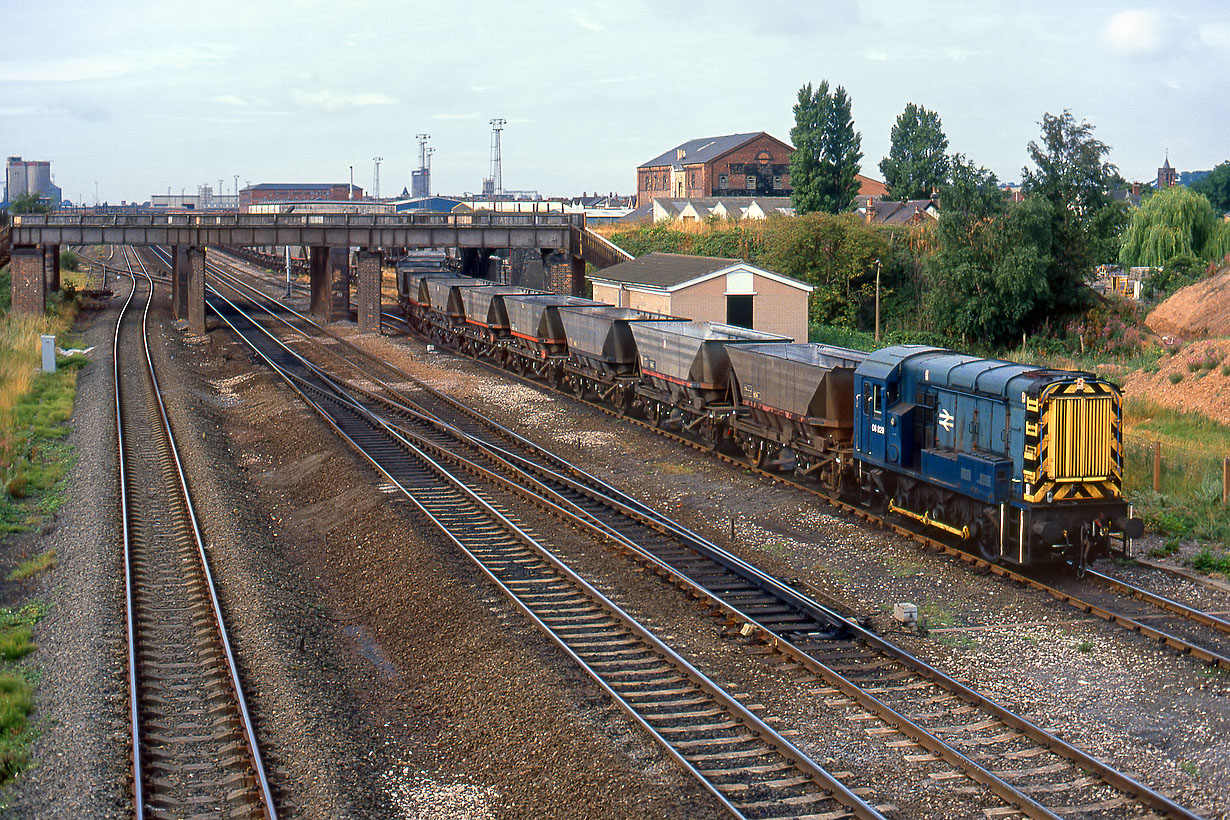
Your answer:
[1119,185,1230,268]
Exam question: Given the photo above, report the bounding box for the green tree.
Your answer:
[1020,110,1118,314]
[937,153,1003,222]
[790,81,863,215]
[9,192,52,214]
[1119,184,1230,268]
[924,196,1055,346]
[879,103,949,201]
[762,212,885,327]
[1191,161,1230,213]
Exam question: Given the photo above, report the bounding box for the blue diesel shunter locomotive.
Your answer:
[853,345,1143,567]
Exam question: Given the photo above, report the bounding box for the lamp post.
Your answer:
[874,258,882,343]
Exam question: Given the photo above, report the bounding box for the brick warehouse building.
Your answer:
[636,132,794,207]
[239,182,365,209]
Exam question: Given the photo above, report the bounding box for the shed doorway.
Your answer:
[727,294,754,329]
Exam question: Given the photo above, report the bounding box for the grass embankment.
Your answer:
[0,264,86,787]
[1122,398,1230,571]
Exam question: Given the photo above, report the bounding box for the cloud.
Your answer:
[432,112,481,120]
[291,89,396,112]
[0,45,231,83]
[1104,9,1176,56]
[863,49,889,61]
[1199,20,1230,49]
[599,75,640,85]
[213,94,253,106]
[944,46,979,61]
[571,10,603,32]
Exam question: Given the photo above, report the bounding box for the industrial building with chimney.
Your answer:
[5,157,62,206]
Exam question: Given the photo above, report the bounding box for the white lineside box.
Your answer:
[893,602,918,626]
[41,335,56,373]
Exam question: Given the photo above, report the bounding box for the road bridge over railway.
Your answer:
[9,212,630,334]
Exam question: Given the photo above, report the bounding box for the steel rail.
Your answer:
[201,264,1208,820]
[116,248,277,818]
[205,287,887,820]
[1084,568,1230,635]
[373,307,1212,819]
[130,250,278,818]
[424,314,1230,677]
[1134,557,1230,593]
[115,250,144,819]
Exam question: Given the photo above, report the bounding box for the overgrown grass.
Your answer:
[0,282,82,792]
[1122,397,1230,561]
[7,551,55,582]
[0,602,43,781]
[1,297,85,532]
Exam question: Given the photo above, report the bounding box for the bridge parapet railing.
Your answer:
[12,211,586,230]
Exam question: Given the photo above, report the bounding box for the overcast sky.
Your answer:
[3,1,1227,205]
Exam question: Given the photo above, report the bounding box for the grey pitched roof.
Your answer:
[591,251,811,292]
[639,132,769,169]
[618,202,654,223]
[867,199,938,225]
[590,252,739,288]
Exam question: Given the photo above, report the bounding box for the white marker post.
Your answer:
[41,335,56,373]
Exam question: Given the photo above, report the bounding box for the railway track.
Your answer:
[372,275,1230,676]
[115,249,276,818]
[202,283,889,820]
[200,253,1208,819]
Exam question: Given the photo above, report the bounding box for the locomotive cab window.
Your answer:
[864,383,883,416]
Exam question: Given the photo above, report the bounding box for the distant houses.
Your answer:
[629,131,912,225]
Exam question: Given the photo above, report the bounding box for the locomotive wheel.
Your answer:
[978,530,1001,563]
[571,376,586,399]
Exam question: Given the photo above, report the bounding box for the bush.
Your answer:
[1191,548,1230,575]
[1168,372,1183,384]
[59,250,79,272]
